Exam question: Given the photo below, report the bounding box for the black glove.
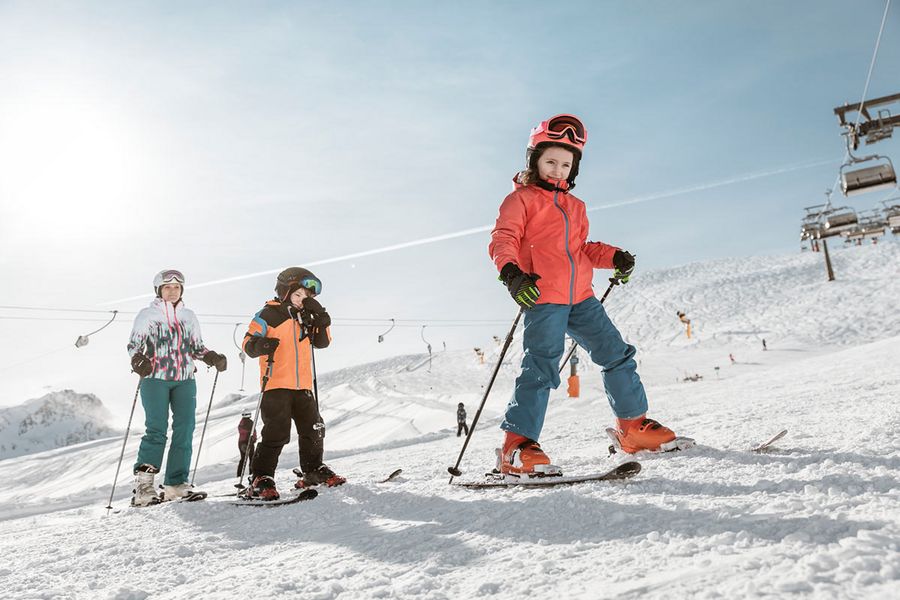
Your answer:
[612,250,636,284]
[500,262,541,309]
[131,353,152,377]
[301,297,332,329]
[245,337,280,358]
[202,351,228,372]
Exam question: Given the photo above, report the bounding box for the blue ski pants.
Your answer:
[134,378,197,485]
[501,295,648,441]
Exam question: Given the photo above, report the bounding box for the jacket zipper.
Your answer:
[292,317,300,389]
[552,190,576,304]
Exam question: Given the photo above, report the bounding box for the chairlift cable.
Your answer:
[829,0,893,202]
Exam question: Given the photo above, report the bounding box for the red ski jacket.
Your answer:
[489,182,619,305]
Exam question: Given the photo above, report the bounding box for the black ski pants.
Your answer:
[251,388,324,478]
[457,422,469,437]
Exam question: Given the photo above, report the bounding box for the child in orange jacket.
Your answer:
[241,267,344,500]
[489,114,689,476]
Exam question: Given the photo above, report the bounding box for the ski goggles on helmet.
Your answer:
[159,269,185,285]
[529,114,587,149]
[299,275,321,296]
[280,274,322,296]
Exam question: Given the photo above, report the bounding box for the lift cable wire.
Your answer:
[828,0,893,203]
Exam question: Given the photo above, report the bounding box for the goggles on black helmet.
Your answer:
[277,269,322,297]
[298,275,321,296]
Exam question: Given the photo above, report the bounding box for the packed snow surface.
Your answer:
[1,243,898,599]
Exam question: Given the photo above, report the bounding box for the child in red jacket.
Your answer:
[489,114,689,476]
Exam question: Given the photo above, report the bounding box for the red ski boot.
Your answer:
[497,432,561,477]
[607,416,694,454]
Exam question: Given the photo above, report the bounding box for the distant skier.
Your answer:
[762,339,767,351]
[126,269,227,506]
[241,267,344,501]
[457,403,469,437]
[489,114,685,476]
[729,353,736,365]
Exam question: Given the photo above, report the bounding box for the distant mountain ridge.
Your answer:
[0,389,117,460]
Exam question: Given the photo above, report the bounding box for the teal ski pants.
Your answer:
[134,378,197,485]
[501,295,648,441]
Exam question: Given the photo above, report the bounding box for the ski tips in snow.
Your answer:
[380,468,403,483]
[751,429,788,453]
[453,461,642,489]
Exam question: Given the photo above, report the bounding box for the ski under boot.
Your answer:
[607,416,694,454]
[295,464,346,489]
[497,432,562,478]
[246,475,280,501]
[161,482,198,501]
[131,464,161,507]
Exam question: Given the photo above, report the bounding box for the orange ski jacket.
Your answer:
[243,300,331,391]
[489,182,619,305]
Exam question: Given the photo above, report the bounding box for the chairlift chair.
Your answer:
[840,155,897,197]
[821,207,859,237]
[881,200,900,233]
[800,218,823,241]
[857,211,887,239]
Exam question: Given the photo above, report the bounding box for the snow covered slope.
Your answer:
[0,243,897,598]
[0,389,117,460]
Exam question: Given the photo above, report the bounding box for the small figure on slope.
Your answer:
[488,114,686,476]
[457,402,469,437]
[241,268,344,501]
[127,269,227,506]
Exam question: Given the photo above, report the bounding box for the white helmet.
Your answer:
[153,269,185,297]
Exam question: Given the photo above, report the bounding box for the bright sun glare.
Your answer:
[0,91,136,240]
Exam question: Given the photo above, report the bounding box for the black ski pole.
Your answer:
[447,308,523,482]
[557,279,618,375]
[236,352,275,490]
[105,377,142,513]
[190,369,219,486]
[310,344,319,408]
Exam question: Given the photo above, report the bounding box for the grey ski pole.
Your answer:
[190,369,219,486]
[105,378,142,513]
[448,308,523,482]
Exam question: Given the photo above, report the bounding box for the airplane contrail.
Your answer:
[586,158,836,213]
[103,157,836,305]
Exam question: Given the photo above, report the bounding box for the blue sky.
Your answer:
[1,1,898,413]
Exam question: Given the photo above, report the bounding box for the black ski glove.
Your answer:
[301,297,332,329]
[612,250,636,284]
[300,297,332,349]
[202,351,228,372]
[246,337,280,358]
[131,353,152,377]
[500,262,541,309]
